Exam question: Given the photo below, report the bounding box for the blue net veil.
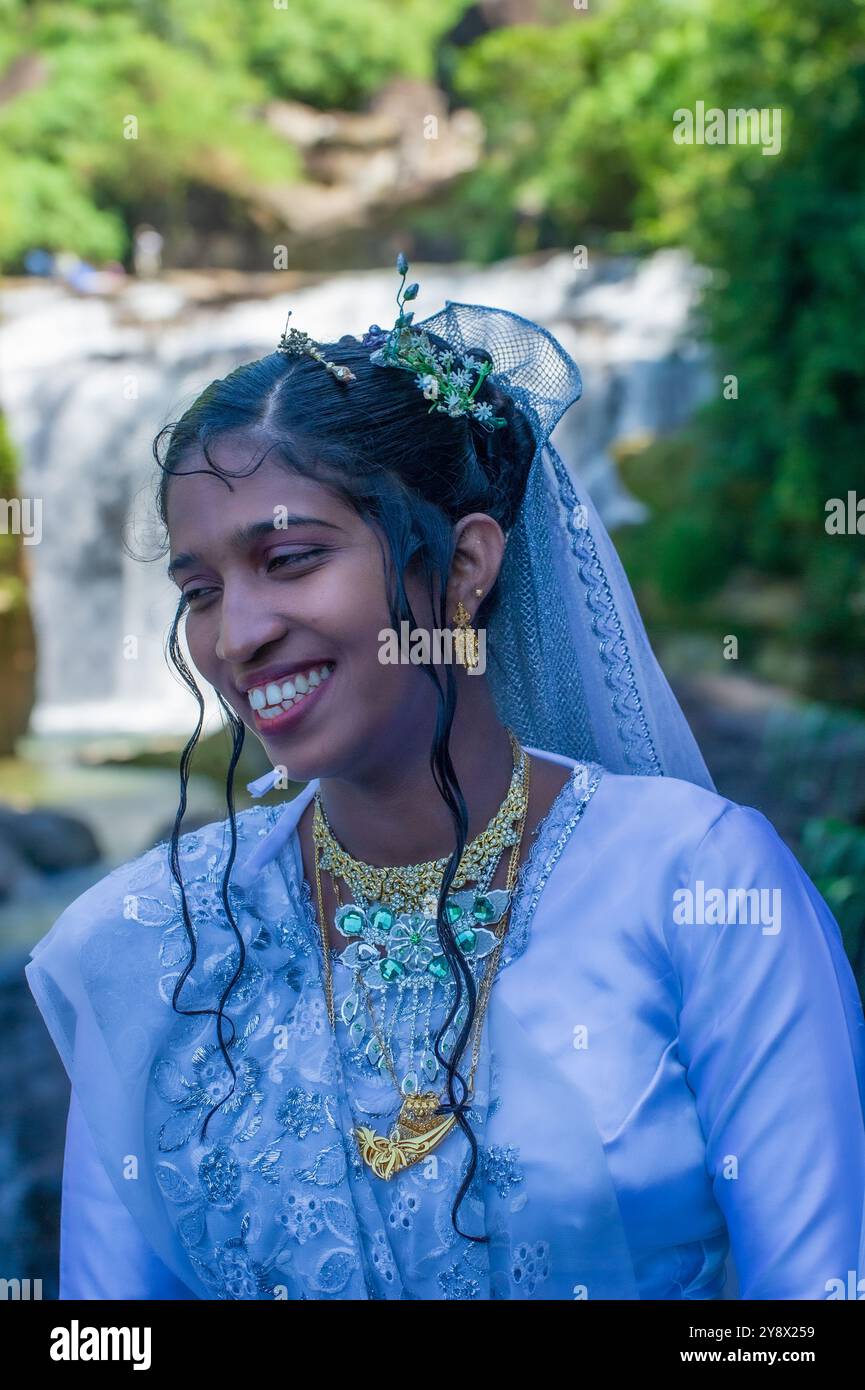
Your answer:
[416,300,715,791]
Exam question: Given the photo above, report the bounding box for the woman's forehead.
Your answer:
[165,449,350,533]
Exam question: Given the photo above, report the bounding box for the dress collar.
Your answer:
[231,777,319,890]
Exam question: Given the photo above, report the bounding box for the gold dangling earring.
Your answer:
[452,598,479,671]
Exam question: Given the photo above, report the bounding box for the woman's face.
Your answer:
[164,441,446,784]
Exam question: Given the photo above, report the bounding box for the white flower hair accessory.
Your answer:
[361,253,508,432]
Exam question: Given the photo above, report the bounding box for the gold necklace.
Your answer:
[312,748,531,1180]
[312,729,526,913]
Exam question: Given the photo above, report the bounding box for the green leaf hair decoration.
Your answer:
[365,253,508,433]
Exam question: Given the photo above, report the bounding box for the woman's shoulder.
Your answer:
[39,804,275,933]
[554,767,865,1055]
[591,762,733,817]
[585,763,781,862]
[515,760,765,919]
[25,804,280,1020]
[24,799,308,1101]
[581,766,859,991]
[537,762,814,943]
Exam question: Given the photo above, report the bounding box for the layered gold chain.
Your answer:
[311,728,527,914]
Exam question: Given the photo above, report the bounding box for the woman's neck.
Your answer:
[308,688,517,868]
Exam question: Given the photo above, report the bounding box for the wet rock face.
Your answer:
[0,600,35,758]
[0,414,36,757]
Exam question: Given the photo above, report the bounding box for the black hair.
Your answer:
[151,333,536,1240]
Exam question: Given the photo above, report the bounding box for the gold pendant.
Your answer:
[354,1091,458,1180]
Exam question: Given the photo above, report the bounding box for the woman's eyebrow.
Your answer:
[167,514,343,578]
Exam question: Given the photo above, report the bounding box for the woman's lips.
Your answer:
[248,664,334,735]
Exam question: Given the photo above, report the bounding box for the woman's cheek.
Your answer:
[184,613,220,687]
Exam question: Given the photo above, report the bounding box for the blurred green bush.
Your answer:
[801,818,865,999]
[0,0,470,267]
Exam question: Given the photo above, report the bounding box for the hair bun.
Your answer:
[467,360,536,531]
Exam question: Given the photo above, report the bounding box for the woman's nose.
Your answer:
[214,588,288,664]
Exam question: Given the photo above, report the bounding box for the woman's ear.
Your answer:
[446,513,505,619]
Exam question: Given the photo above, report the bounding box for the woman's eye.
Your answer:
[181,550,327,605]
[184,586,216,606]
[267,548,327,572]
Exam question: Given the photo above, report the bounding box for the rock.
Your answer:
[0,804,101,871]
[0,952,68,1298]
[264,99,394,150]
[258,79,483,238]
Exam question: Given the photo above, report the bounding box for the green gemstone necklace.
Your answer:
[311,730,531,1178]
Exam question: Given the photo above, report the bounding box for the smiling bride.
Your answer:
[26,254,865,1301]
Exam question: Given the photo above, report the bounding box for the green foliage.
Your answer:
[0,0,471,268]
[800,817,865,996]
[0,410,18,494]
[0,3,293,266]
[242,0,470,110]
[0,411,27,614]
[455,0,865,701]
[616,433,742,608]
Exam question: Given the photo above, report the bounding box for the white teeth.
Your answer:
[247,662,334,715]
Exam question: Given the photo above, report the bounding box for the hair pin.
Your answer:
[276,311,357,382]
[367,253,507,431]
